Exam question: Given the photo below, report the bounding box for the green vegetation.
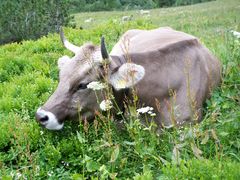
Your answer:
[0,0,240,179]
[0,0,214,45]
[69,0,213,12]
[0,0,72,45]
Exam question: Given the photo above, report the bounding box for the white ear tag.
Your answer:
[58,55,71,69]
[109,63,145,90]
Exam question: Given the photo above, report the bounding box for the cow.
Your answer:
[122,15,133,22]
[35,27,221,130]
[140,10,150,16]
[84,18,94,23]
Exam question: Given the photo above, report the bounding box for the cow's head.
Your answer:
[35,29,145,130]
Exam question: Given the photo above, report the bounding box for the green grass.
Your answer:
[0,0,240,179]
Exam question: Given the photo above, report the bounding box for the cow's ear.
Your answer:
[58,55,71,69]
[109,63,145,90]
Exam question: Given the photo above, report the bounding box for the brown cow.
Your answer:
[35,27,221,130]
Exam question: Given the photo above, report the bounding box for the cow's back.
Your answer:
[110,27,197,55]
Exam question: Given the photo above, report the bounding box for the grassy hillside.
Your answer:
[0,0,240,179]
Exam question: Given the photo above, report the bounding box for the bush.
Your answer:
[154,0,176,7]
[69,0,86,13]
[68,0,214,12]
[0,0,72,45]
[120,0,157,9]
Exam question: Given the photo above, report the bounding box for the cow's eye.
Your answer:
[77,83,88,90]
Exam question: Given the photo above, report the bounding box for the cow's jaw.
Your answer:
[36,108,64,130]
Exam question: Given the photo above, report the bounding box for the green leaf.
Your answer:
[172,145,181,165]
[77,131,86,143]
[123,141,136,146]
[2,176,12,180]
[72,173,84,180]
[86,160,100,172]
[201,131,209,144]
[219,132,229,137]
[191,143,203,159]
[110,173,118,179]
[110,144,120,163]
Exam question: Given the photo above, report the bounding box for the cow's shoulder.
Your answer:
[121,29,146,41]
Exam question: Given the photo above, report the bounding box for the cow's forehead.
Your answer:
[59,58,96,81]
[58,43,102,83]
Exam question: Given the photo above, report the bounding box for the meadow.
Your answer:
[0,0,239,179]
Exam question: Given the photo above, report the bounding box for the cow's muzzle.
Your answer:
[35,108,64,130]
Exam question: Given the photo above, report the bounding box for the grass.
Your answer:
[0,0,240,179]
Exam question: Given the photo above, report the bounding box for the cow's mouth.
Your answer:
[38,118,64,130]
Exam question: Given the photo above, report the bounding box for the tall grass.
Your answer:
[0,0,239,179]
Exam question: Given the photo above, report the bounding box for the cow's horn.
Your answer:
[101,36,109,59]
[60,27,80,54]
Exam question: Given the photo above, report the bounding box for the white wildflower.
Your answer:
[137,106,157,117]
[137,106,150,114]
[150,113,156,117]
[61,160,69,167]
[136,106,154,114]
[148,110,156,116]
[10,172,23,179]
[40,131,44,135]
[16,173,22,179]
[87,81,105,90]
[47,171,53,177]
[164,124,174,129]
[100,100,113,111]
[230,30,240,39]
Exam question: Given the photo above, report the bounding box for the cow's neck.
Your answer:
[112,87,130,120]
[109,55,126,73]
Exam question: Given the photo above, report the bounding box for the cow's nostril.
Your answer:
[40,115,49,122]
[35,109,50,124]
